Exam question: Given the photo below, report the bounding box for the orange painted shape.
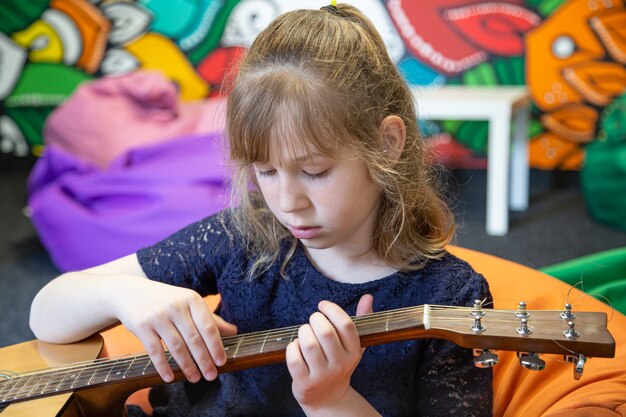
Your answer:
[526,0,619,111]
[529,132,584,170]
[540,104,599,143]
[563,60,626,107]
[51,0,110,73]
[591,10,626,64]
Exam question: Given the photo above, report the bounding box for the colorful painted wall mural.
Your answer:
[1,0,625,170]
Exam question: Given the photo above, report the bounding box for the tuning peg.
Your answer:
[515,301,529,318]
[560,303,576,320]
[563,321,580,339]
[517,352,545,371]
[473,349,499,368]
[565,354,586,380]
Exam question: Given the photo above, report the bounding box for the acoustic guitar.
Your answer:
[0,304,615,417]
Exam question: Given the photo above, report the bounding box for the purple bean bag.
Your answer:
[27,133,231,271]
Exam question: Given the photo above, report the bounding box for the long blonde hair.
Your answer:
[226,4,455,279]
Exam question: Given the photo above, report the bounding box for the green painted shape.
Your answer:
[538,0,567,17]
[5,63,91,108]
[492,56,525,85]
[598,94,626,143]
[462,62,497,86]
[529,119,544,137]
[186,0,240,65]
[5,106,54,147]
[0,0,49,34]
[440,120,464,136]
[457,121,489,154]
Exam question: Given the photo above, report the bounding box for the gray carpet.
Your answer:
[1,157,625,348]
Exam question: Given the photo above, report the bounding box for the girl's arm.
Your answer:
[286,295,382,417]
[29,254,237,383]
[30,254,148,343]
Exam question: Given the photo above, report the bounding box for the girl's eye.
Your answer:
[257,169,276,177]
[303,169,329,179]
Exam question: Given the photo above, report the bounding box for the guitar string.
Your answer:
[1,305,607,383]
[1,316,602,397]
[1,306,606,383]
[1,306,431,396]
[3,304,596,382]
[0,306,608,399]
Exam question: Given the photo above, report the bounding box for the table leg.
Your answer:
[510,104,530,211]
[486,109,511,236]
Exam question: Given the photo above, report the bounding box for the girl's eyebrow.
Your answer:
[294,152,328,163]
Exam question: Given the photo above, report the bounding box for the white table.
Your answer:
[412,86,531,236]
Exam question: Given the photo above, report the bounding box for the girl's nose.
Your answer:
[278,179,309,213]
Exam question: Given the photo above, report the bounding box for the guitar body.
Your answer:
[0,335,135,417]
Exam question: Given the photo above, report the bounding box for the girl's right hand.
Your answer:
[112,277,237,383]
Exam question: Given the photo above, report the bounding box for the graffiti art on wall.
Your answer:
[1,0,624,169]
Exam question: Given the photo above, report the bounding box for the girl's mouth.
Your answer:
[289,225,321,239]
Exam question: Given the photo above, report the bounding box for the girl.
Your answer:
[30,4,492,416]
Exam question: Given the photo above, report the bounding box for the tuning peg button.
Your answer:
[518,352,545,371]
[565,354,586,380]
[473,349,499,368]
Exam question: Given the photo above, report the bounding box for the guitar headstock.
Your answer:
[426,302,615,358]
[421,302,615,378]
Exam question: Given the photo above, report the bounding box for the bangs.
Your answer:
[227,69,351,165]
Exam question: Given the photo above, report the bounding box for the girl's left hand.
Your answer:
[286,294,374,413]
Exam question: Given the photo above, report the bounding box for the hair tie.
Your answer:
[321,4,342,17]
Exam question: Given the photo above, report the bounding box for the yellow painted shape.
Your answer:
[125,33,209,100]
[12,20,64,63]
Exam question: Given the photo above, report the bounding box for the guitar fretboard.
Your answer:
[0,305,429,405]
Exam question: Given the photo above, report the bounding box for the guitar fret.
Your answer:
[7,374,33,400]
[25,373,47,397]
[261,331,290,353]
[91,361,115,385]
[16,374,40,399]
[0,377,22,401]
[232,336,244,359]
[73,368,95,388]
[71,366,85,389]
[142,357,153,375]
[166,353,180,372]
[103,360,116,382]
[126,356,152,378]
[123,357,137,378]
[108,358,134,381]
[47,368,72,393]
[56,367,74,392]
[0,377,17,396]
[39,370,58,394]
[259,332,269,354]
[86,363,101,386]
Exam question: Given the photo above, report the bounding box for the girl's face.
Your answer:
[253,141,381,256]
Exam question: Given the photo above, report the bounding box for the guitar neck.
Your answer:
[0,305,428,407]
[0,304,615,408]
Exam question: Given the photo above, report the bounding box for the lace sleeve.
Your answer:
[415,272,493,416]
[136,210,239,296]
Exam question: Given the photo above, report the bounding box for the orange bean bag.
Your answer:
[101,246,626,416]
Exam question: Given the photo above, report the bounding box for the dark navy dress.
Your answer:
[134,211,493,417]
